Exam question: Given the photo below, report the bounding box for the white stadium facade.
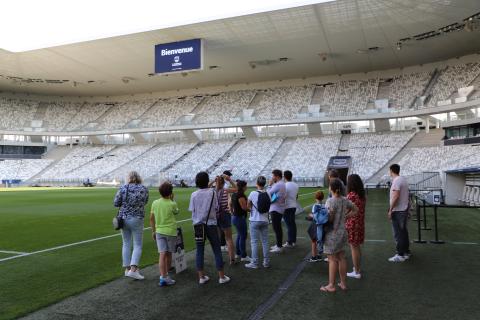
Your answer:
[1,0,480,191]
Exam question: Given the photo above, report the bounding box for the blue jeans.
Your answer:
[121,216,144,267]
[250,221,270,266]
[232,215,248,258]
[195,225,224,271]
[316,225,324,254]
[283,207,297,245]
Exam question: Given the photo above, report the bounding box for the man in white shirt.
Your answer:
[387,164,411,263]
[283,170,299,248]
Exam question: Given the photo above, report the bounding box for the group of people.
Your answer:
[113,163,411,291]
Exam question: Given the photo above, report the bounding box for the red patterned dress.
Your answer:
[345,192,365,246]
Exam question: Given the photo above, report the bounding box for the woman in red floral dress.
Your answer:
[345,174,366,279]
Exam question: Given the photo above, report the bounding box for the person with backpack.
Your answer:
[268,169,287,253]
[245,176,271,269]
[230,180,250,263]
[307,190,328,262]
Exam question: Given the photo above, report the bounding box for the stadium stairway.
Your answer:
[33,102,48,122]
[27,146,75,183]
[159,142,201,173]
[366,129,444,184]
[206,139,243,174]
[99,144,158,180]
[62,102,87,131]
[259,137,296,176]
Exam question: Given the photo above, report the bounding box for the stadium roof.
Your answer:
[1,0,480,96]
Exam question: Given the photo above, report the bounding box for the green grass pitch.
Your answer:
[1,187,480,320]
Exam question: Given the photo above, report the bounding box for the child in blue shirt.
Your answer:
[307,191,328,262]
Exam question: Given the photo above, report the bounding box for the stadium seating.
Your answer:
[428,62,480,107]
[105,142,197,180]
[398,144,480,176]
[42,102,83,131]
[193,91,255,124]
[164,140,237,180]
[0,98,38,129]
[64,144,154,179]
[254,86,314,120]
[65,102,112,131]
[40,145,116,179]
[0,159,52,180]
[388,72,432,110]
[95,100,154,130]
[264,135,341,178]
[210,138,283,181]
[140,97,202,128]
[339,131,414,180]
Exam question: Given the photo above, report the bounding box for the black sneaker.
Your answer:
[307,256,320,262]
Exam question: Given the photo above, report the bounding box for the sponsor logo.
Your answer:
[172,55,182,68]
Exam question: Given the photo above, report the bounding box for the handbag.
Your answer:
[193,190,215,244]
[113,185,129,230]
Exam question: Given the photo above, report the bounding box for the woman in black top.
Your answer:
[230,180,250,261]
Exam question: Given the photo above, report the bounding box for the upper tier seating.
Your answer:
[428,62,480,107]
[193,91,255,124]
[254,86,314,120]
[0,98,38,129]
[139,96,201,128]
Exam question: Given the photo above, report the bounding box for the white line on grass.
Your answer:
[0,218,193,263]
[452,242,478,245]
[298,191,317,198]
[0,250,28,255]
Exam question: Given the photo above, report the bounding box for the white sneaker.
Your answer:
[235,255,241,260]
[347,270,362,279]
[199,275,210,285]
[388,254,406,262]
[124,269,129,276]
[240,256,251,262]
[219,275,231,284]
[245,262,258,269]
[404,253,412,260]
[263,262,270,268]
[283,242,296,248]
[270,245,277,250]
[126,270,145,280]
[270,245,283,253]
[221,246,228,252]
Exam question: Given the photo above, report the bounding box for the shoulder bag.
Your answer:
[113,185,129,230]
[193,190,215,244]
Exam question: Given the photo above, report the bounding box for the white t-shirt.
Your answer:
[285,181,299,209]
[248,190,269,222]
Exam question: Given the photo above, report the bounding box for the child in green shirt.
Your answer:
[149,182,179,287]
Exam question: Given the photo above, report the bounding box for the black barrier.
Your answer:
[413,195,480,244]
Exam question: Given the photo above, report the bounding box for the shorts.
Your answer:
[217,212,232,230]
[156,233,176,253]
